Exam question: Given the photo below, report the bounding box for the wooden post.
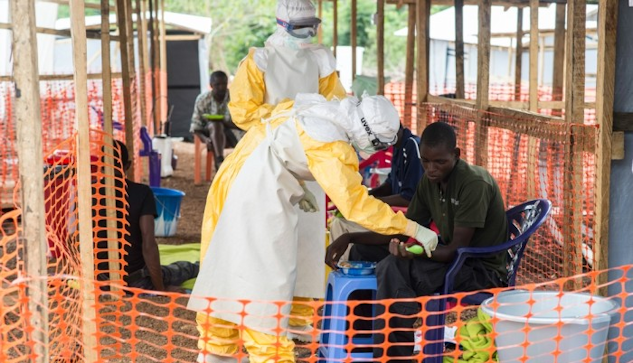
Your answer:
[377,0,384,95]
[160,0,167,130]
[9,1,49,361]
[101,0,122,293]
[538,35,546,85]
[475,0,491,167]
[136,0,149,127]
[148,0,159,132]
[351,0,357,83]
[529,0,538,112]
[416,0,430,132]
[332,0,338,58]
[455,0,465,99]
[404,2,416,130]
[526,0,540,200]
[594,0,618,294]
[116,0,137,179]
[563,0,586,290]
[69,0,99,360]
[552,3,566,109]
[317,0,323,44]
[514,7,523,101]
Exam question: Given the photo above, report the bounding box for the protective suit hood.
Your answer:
[338,96,400,154]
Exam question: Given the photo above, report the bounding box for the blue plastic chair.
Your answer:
[139,126,161,187]
[422,198,552,363]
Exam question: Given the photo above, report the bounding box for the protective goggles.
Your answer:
[276,17,321,38]
[355,102,398,151]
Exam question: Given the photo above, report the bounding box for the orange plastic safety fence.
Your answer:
[1,266,630,362]
[0,76,613,362]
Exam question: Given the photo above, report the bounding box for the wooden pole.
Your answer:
[148,0,157,132]
[136,0,149,128]
[351,0,357,83]
[332,0,338,58]
[377,0,384,95]
[594,0,618,294]
[317,0,323,44]
[529,0,538,112]
[69,0,98,360]
[538,35,546,85]
[149,0,160,134]
[527,0,539,200]
[9,1,49,360]
[475,0,491,167]
[552,3,566,107]
[563,0,586,290]
[455,0,465,99]
[116,0,137,179]
[416,0,430,132]
[404,3,416,130]
[160,0,167,132]
[514,7,523,101]
[101,0,122,293]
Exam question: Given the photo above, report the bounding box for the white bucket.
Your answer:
[152,136,174,177]
[481,291,619,363]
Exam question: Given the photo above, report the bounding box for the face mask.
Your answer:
[352,142,377,158]
[285,35,312,50]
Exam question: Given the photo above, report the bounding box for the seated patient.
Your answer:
[326,121,509,362]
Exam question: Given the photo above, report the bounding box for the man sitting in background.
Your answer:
[94,140,199,292]
[190,71,242,170]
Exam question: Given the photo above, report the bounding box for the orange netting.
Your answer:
[0,74,623,362]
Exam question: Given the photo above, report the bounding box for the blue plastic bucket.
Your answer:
[150,187,185,237]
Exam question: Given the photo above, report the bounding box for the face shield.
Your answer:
[276,17,321,39]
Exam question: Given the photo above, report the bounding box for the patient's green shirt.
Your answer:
[406,159,509,281]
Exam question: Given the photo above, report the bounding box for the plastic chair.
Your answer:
[318,271,377,362]
[421,198,552,363]
[139,126,161,187]
[358,148,392,188]
[194,135,214,185]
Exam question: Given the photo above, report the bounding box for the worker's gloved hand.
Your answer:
[298,183,319,213]
[405,221,438,258]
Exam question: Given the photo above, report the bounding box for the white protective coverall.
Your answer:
[227,0,347,337]
[188,94,437,363]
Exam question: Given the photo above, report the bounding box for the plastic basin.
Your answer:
[481,290,619,363]
[151,187,185,237]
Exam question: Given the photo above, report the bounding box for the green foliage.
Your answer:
[164,0,276,73]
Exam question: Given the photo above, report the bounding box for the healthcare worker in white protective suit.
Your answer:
[188,94,439,363]
[227,0,347,341]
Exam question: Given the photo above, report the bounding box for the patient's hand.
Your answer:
[325,234,352,270]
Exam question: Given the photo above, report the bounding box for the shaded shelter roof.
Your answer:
[395,4,598,47]
[56,11,212,35]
